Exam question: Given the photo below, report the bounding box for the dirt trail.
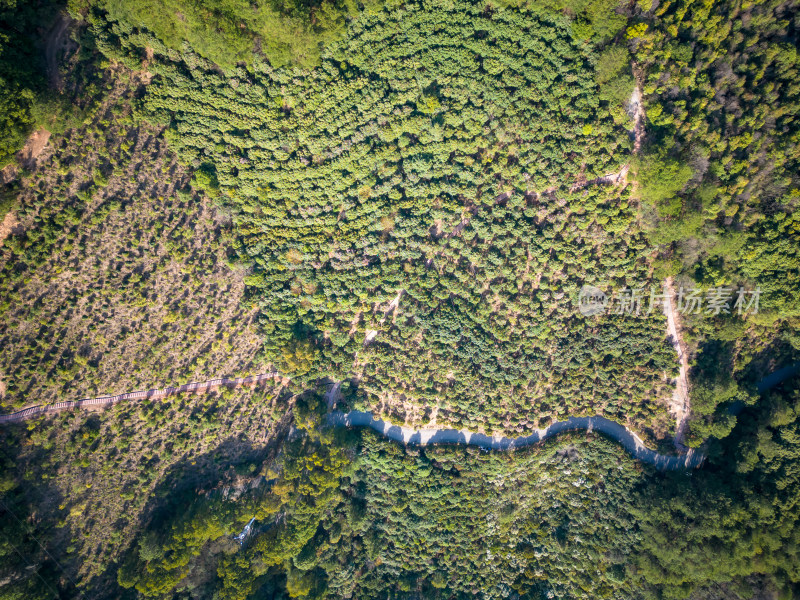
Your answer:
[0,368,699,469]
[45,14,71,91]
[379,290,403,325]
[569,79,644,193]
[570,81,690,446]
[325,381,341,409]
[0,373,282,423]
[663,277,691,446]
[0,164,16,185]
[629,84,646,154]
[17,128,51,168]
[619,80,690,445]
[0,369,701,469]
[6,364,798,477]
[570,164,630,193]
[361,290,405,349]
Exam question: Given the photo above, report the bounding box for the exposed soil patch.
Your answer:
[627,82,645,154]
[664,277,691,447]
[0,211,20,246]
[17,128,51,168]
[0,164,17,185]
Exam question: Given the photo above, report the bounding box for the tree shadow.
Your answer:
[83,419,293,598]
[0,420,72,599]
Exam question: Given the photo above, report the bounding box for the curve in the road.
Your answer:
[328,360,800,471]
[3,362,798,471]
[328,410,704,471]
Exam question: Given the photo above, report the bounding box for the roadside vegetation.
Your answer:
[56,383,800,600]
[0,0,798,599]
[0,383,290,598]
[0,75,266,411]
[624,0,800,445]
[85,0,681,442]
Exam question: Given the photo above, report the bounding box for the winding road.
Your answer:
[2,363,798,471]
[328,410,704,470]
[327,361,799,471]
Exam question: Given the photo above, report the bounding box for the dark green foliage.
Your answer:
[594,45,633,108]
[0,452,63,600]
[635,151,693,217]
[113,375,800,599]
[0,0,108,164]
[629,0,800,435]
[118,412,651,600]
[634,381,800,600]
[0,0,49,163]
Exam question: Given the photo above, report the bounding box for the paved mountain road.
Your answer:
[328,410,704,470]
[2,363,797,472]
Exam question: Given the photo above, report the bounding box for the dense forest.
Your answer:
[0,0,799,598]
[4,382,798,599]
[629,0,800,444]
[83,0,682,442]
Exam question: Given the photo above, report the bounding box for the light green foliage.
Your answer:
[635,151,693,217]
[120,417,651,600]
[117,483,281,596]
[90,0,678,440]
[279,338,320,379]
[736,208,800,322]
[0,382,287,598]
[560,0,627,42]
[87,0,385,69]
[594,45,633,108]
[191,162,220,194]
[117,396,351,599]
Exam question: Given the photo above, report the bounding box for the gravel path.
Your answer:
[664,277,691,446]
[0,373,281,423]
